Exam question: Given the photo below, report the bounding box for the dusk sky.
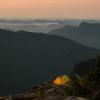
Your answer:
[0,0,100,19]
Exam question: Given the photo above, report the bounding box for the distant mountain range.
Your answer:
[0,19,65,33]
[0,19,100,33]
[48,22,100,49]
[0,29,98,96]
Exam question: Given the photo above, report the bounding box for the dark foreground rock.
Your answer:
[42,96,88,100]
[0,58,100,100]
[0,95,88,100]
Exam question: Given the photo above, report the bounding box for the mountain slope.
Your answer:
[48,22,100,49]
[0,29,98,96]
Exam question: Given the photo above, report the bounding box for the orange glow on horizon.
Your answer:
[0,0,100,19]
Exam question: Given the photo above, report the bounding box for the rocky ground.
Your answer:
[0,58,100,100]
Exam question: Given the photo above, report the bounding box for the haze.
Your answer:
[0,0,100,19]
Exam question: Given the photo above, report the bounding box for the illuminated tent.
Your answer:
[53,75,71,85]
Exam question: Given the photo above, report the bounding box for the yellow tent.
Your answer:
[53,75,71,86]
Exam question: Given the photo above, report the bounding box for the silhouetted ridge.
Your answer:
[48,22,100,49]
[0,29,98,96]
[73,59,96,76]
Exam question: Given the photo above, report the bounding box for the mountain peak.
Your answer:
[79,22,100,29]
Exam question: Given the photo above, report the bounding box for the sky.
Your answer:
[0,0,100,19]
